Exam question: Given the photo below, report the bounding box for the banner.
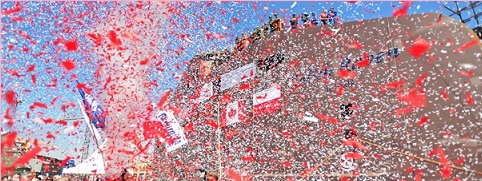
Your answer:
[221,100,246,126]
[77,87,106,129]
[220,63,256,91]
[78,100,102,145]
[197,82,213,103]
[155,110,188,152]
[253,85,282,116]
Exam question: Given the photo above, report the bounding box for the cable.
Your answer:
[301,144,344,179]
[358,139,482,176]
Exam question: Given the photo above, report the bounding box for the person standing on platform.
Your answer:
[290,13,298,30]
[328,7,338,24]
[320,10,329,25]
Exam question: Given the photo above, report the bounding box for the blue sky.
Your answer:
[1,1,480,163]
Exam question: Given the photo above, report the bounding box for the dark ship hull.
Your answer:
[167,13,482,181]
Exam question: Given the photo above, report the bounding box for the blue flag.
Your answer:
[77,83,106,129]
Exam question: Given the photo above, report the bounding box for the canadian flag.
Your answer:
[253,85,282,116]
[221,100,246,126]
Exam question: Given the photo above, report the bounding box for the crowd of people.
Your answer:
[201,8,339,67]
[2,174,75,181]
[1,169,134,181]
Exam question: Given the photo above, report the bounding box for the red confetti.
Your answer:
[4,2,22,15]
[397,88,427,108]
[140,58,149,65]
[205,119,218,130]
[316,114,338,125]
[31,74,37,85]
[338,69,357,79]
[348,39,363,49]
[5,90,17,106]
[281,130,293,138]
[408,38,431,58]
[405,167,415,173]
[107,30,122,46]
[440,165,451,178]
[414,170,423,181]
[87,33,103,47]
[453,156,465,165]
[46,132,56,139]
[355,52,370,68]
[43,118,53,124]
[29,102,48,110]
[60,156,71,167]
[26,64,35,72]
[239,83,250,90]
[157,89,171,108]
[232,17,239,24]
[373,153,382,159]
[226,169,242,181]
[1,131,17,148]
[183,121,194,132]
[344,152,363,160]
[466,92,473,105]
[61,60,75,71]
[12,146,42,167]
[64,40,78,51]
[343,140,369,151]
[54,120,68,126]
[337,84,344,97]
[241,155,255,162]
[382,80,404,89]
[322,29,334,36]
[459,70,474,77]
[417,116,429,126]
[454,39,479,52]
[441,90,448,100]
[393,1,412,17]
[415,72,428,87]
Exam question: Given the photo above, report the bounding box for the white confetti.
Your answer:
[63,125,75,134]
[303,116,319,122]
[291,2,297,8]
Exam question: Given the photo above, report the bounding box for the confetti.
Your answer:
[408,38,431,58]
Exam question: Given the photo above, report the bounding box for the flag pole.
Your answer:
[77,99,108,176]
[217,101,222,179]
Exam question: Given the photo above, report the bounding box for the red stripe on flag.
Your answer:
[253,97,281,116]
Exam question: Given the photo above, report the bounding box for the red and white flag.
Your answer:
[253,85,282,116]
[221,100,246,126]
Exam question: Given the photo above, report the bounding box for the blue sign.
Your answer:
[341,47,400,71]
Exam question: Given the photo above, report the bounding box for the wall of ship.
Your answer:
[159,13,482,180]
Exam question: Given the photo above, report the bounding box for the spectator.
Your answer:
[250,27,261,42]
[2,176,9,181]
[311,12,319,26]
[320,10,329,25]
[262,23,269,37]
[235,35,240,46]
[273,12,284,31]
[289,13,298,30]
[206,172,218,181]
[120,169,132,181]
[53,175,62,181]
[268,16,275,31]
[328,7,338,24]
[301,12,310,28]
[12,174,20,181]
